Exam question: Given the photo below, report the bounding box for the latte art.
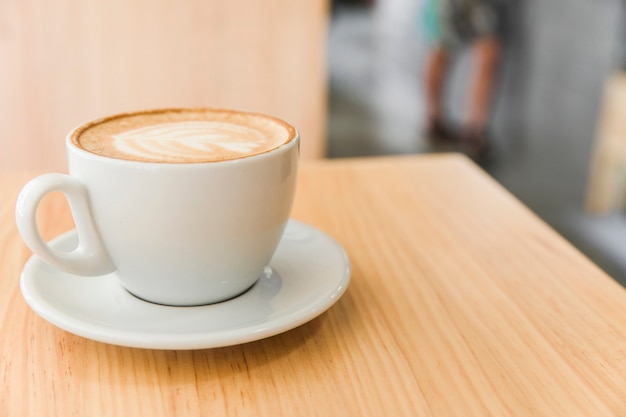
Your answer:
[72,108,296,163]
[112,121,266,161]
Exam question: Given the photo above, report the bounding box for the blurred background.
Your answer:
[327,0,626,285]
[2,0,626,284]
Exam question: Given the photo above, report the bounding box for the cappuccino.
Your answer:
[18,107,300,306]
[72,108,296,163]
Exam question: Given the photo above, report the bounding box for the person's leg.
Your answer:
[461,35,501,156]
[467,36,501,129]
[424,45,451,140]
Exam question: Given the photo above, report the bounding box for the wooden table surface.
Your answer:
[2,154,626,416]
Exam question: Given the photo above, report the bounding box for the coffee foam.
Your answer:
[72,109,296,163]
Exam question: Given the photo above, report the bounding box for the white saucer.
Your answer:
[20,220,350,350]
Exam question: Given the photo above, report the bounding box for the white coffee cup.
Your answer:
[16,108,299,306]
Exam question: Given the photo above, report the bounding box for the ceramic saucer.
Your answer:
[20,220,350,350]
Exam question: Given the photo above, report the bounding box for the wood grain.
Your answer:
[0,0,328,172]
[2,154,626,416]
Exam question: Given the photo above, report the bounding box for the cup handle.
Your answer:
[15,173,116,276]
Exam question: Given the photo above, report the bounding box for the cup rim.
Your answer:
[66,107,299,166]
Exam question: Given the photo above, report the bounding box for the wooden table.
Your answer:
[2,154,626,416]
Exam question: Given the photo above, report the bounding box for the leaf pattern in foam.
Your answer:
[112,121,264,160]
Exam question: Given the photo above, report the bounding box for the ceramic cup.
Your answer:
[16,108,299,306]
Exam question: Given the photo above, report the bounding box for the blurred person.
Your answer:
[422,0,505,159]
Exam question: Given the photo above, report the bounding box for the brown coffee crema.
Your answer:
[71,108,297,163]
